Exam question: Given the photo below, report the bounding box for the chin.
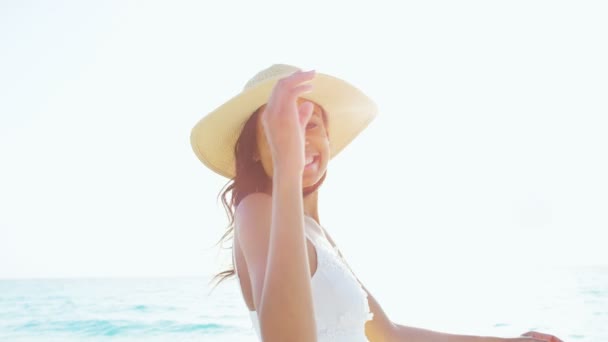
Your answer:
[302,167,327,187]
[303,178,320,188]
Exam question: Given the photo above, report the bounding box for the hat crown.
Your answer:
[243,64,300,90]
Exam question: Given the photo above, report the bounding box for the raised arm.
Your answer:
[234,69,318,341]
[236,185,316,341]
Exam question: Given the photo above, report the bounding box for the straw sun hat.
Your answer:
[190,64,378,179]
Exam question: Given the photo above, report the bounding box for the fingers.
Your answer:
[516,337,548,342]
[291,83,313,96]
[275,70,316,100]
[520,332,545,341]
[263,71,315,129]
[521,331,562,342]
[279,69,316,88]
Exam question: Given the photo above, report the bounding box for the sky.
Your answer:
[1,0,607,286]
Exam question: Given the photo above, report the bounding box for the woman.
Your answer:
[190,64,562,342]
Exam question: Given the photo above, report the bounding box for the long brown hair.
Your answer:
[210,105,329,288]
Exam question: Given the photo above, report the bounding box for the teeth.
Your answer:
[305,155,318,166]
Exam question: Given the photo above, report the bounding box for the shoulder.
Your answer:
[235,192,272,227]
[235,192,273,248]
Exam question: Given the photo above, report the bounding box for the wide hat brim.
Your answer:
[190,70,378,179]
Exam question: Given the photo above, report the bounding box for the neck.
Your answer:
[263,172,324,224]
[303,189,320,224]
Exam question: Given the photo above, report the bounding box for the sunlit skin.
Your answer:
[235,73,563,342]
[242,96,397,340]
[253,98,329,223]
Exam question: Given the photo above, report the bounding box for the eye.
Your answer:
[306,122,318,129]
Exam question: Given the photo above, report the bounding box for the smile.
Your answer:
[305,155,320,171]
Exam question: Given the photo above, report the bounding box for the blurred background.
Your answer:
[1,1,606,341]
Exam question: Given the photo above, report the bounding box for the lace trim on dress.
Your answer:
[314,235,375,324]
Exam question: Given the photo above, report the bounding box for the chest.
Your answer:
[307,236,371,331]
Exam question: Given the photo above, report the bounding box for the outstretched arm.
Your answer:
[390,324,561,342]
[360,278,511,342]
[320,227,560,342]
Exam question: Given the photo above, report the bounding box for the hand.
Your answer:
[260,69,316,176]
[513,331,563,342]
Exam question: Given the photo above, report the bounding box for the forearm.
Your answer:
[390,323,506,342]
[259,173,316,340]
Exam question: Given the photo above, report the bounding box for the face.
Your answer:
[254,98,330,188]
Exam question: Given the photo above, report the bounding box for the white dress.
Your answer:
[233,215,374,341]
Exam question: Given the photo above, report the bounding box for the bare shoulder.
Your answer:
[234,193,274,311]
[235,192,272,240]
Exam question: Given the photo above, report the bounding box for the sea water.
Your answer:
[0,266,606,341]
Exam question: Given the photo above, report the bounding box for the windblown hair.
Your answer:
[210,105,329,287]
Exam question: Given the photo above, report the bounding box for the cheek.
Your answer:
[315,130,330,151]
[321,140,331,168]
[312,135,331,169]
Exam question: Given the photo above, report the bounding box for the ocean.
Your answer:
[0,266,606,341]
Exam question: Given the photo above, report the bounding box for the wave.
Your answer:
[8,319,238,336]
[127,304,178,312]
